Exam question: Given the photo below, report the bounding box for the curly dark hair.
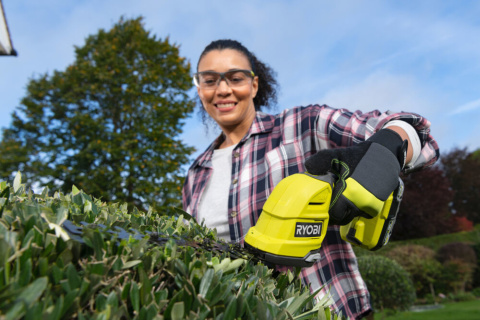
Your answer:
[196,39,278,111]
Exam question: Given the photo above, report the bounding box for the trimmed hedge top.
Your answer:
[0,173,339,319]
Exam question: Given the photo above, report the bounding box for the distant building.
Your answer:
[0,0,17,56]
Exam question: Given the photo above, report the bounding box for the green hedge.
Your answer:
[0,173,340,319]
[357,255,416,312]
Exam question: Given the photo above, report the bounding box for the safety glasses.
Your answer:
[193,69,255,90]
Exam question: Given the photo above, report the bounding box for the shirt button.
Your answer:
[232,178,238,184]
[230,211,237,217]
[233,152,240,158]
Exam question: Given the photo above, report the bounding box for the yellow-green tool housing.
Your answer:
[245,173,404,267]
[339,178,403,251]
[244,173,333,267]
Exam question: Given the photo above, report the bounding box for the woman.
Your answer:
[182,39,439,319]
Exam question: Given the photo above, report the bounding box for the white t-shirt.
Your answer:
[197,144,236,241]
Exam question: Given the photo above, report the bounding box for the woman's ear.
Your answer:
[197,87,206,109]
[197,86,202,98]
[252,76,259,98]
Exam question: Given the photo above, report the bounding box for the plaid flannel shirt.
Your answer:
[182,104,439,319]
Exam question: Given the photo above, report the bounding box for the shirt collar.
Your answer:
[245,111,275,138]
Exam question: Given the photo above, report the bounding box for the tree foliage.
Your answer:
[0,17,195,211]
[391,147,480,240]
[391,166,456,240]
[441,147,480,224]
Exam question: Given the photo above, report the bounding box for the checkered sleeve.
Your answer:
[313,106,440,170]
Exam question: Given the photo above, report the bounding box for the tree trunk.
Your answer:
[429,282,437,305]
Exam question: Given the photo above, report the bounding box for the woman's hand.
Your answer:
[305,129,407,225]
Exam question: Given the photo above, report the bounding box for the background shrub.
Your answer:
[357,255,416,312]
[436,242,477,266]
[437,258,476,294]
[472,287,480,297]
[436,242,476,293]
[447,291,477,302]
[385,245,442,298]
[470,242,480,289]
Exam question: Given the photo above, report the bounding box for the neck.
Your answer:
[219,116,255,149]
[219,129,244,149]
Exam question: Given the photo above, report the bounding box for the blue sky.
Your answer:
[1,0,479,162]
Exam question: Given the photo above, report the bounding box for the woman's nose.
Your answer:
[216,78,232,95]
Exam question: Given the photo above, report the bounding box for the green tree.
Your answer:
[0,17,195,211]
[441,148,480,224]
[392,166,456,240]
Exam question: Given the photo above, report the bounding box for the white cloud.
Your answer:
[316,71,438,115]
[449,98,480,116]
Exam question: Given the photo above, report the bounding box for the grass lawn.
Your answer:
[373,300,480,320]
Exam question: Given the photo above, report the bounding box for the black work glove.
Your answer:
[305,129,407,225]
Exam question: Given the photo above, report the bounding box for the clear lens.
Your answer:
[199,72,221,88]
[193,70,254,89]
[225,70,249,86]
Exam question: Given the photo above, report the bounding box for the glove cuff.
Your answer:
[368,129,408,169]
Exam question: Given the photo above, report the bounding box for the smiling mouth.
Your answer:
[215,103,237,109]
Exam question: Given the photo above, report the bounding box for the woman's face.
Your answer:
[197,49,258,133]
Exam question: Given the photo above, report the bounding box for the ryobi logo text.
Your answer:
[294,223,322,237]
